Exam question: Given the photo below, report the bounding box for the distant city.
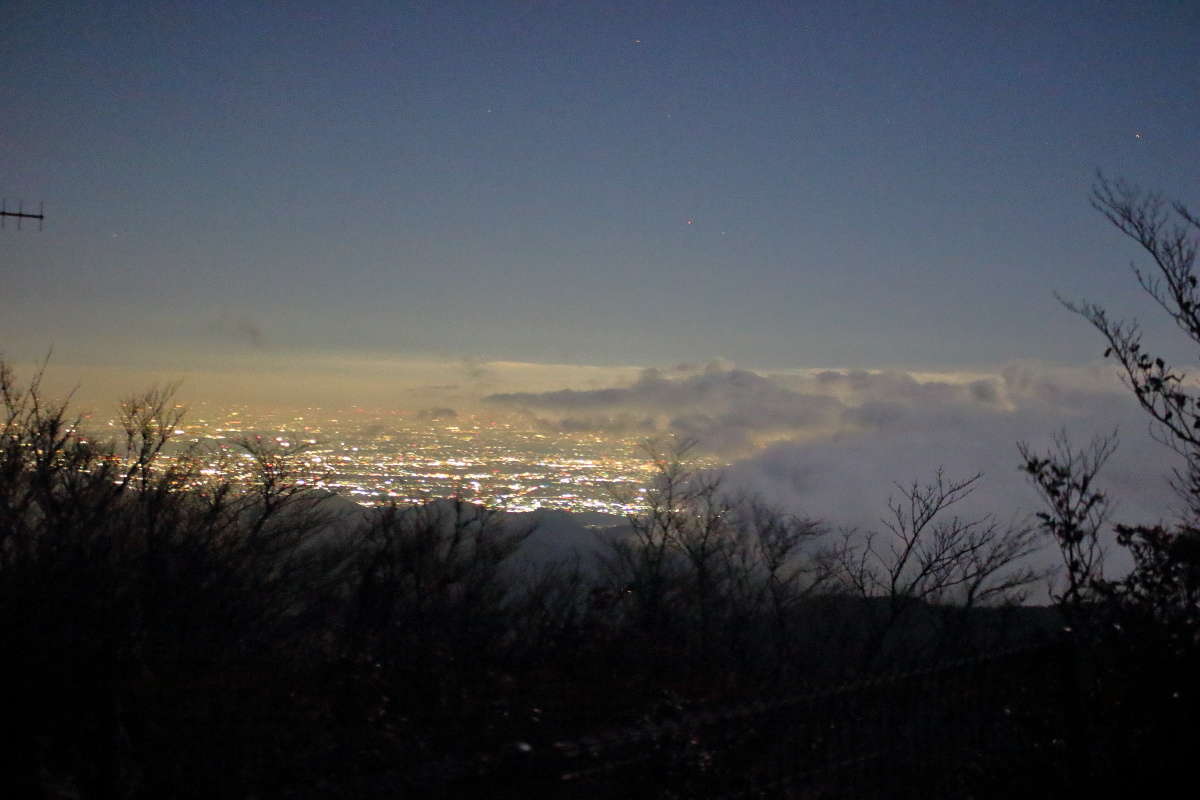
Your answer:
[87,405,673,516]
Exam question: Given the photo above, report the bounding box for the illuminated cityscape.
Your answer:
[94,406,667,515]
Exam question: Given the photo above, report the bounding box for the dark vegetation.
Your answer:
[0,371,1044,798]
[4,177,1199,797]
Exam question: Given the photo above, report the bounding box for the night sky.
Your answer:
[3,0,1199,403]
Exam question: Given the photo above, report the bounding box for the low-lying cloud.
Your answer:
[486,359,1184,577]
[484,360,1120,457]
[487,363,847,453]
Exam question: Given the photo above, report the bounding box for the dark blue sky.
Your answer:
[4,0,1199,384]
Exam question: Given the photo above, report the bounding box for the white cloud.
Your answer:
[487,359,1185,570]
[721,361,1180,583]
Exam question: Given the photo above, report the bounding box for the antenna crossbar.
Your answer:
[1,200,46,230]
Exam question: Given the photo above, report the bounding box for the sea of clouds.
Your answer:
[487,359,1185,582]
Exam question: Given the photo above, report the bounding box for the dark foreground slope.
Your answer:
[2,368,1192,797]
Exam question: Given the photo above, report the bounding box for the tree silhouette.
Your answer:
[1046,175,1200,626]
[831,469,1042,669]
[1018,177,1200,792]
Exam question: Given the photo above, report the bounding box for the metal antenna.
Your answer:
[1,199,46,230]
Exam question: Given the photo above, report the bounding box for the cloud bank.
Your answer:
[486,360,1184,565]
[487,361,848,453]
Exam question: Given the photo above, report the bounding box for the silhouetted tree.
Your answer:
[341,495,534,750]
[1063,176,1200,506]
[831,469,1042,669]
[0,359,348,798]
[1051,175,1200,631]
[600,438,831,685]
[1020,177,1200,792]
[1019,431,1116,613]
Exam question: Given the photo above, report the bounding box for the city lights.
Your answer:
[114,407,664,515]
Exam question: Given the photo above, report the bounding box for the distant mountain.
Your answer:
[505,507,629,571]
